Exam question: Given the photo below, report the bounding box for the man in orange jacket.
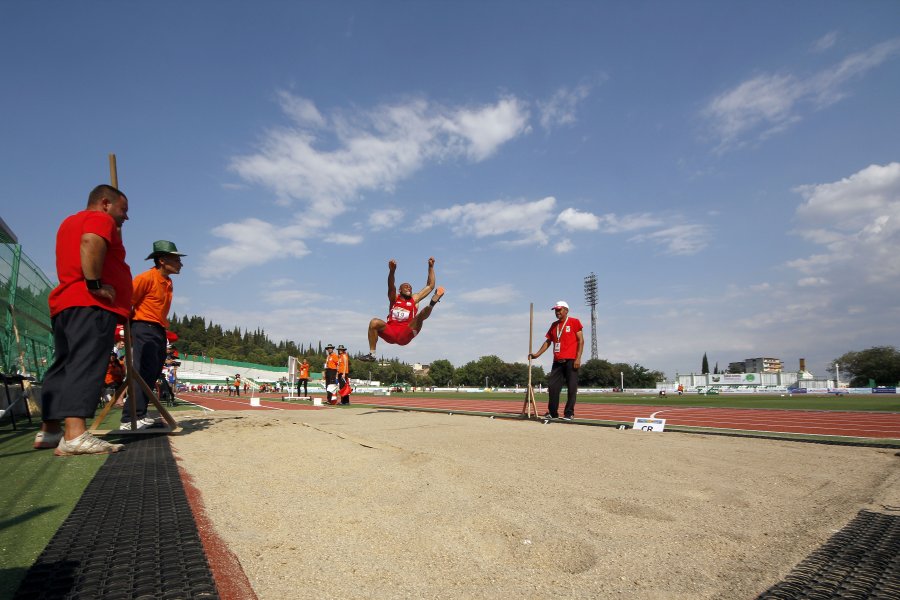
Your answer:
[121,240,185,430]
[324,344,338,404]
[297,358,310,397]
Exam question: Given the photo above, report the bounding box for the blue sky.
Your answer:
[2,1,899,378]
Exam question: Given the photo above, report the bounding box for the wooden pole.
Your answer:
[521,302,539,418]
[108,154,118,188]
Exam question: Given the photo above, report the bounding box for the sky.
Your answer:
[2,1,899,379]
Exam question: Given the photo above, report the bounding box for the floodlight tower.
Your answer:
[584,272,598,361]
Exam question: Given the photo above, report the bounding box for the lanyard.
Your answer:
[555,316,569,343]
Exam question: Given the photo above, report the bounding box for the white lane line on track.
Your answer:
[181,395,286,410]
[173,396,215,412]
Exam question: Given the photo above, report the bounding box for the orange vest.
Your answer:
[337,353,349,375]
[325,353,339,370]
[299,363,310,378]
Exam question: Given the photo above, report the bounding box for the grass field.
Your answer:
[0,403,196,598]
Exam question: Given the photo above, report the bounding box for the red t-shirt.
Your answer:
[545,317,583,360]
[48,210,132,318]
[386,295,418,325]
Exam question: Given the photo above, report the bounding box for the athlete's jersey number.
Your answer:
[391,307,411,322]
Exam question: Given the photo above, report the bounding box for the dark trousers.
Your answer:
[122,321,166,421]
[547,359,578,418]
[41,306,117,421]
[325,368,337,402]
[298,378,308,396]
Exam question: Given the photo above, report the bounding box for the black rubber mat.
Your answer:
[758,510,900,599]
[14,435,218,600]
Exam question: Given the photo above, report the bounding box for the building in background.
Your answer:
[728,357,784,373]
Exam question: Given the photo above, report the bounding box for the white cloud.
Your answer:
[369,208,404,231]
[703,39,900,150]
[323,233,363,245]
[553,239,575,254]
[416,196,557,245]
[200,218,310,278]
[458,284,519,303]
[443,97,532,161]
[556,207,599,231]
[812,32,838,53]
[797,277,829,287]
[230,93,531,221]
[789,162,900,284]
[277,91,326,128]
[538,83,592,130]
[597,213,665,233]
[628,223,709,255]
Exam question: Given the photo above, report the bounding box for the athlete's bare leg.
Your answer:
[410,287,445,333]
[366,318,386,355]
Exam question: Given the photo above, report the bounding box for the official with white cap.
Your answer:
[528,300,584,421]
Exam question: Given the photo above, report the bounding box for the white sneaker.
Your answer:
[118,417,163,431]
[34,430,64,449]
[54,432,124,456]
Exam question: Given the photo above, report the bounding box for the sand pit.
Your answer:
[171,408,900,599]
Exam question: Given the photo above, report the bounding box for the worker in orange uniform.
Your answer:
[121,240,185,430]
[336,345,351,405]
[323,344,338,404]
[298,358,310,397]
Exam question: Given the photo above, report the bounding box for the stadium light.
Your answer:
[584,272,598,361]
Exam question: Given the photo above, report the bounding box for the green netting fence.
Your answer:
[1,243,55,379]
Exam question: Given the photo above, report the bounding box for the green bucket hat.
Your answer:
[145,240,187,260]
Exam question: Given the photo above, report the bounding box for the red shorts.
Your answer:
[378,322,418,346]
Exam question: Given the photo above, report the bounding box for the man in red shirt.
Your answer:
[359,257,444,362]
[120,240,185,430]
[529,300,584,421]
[36,185,132,455]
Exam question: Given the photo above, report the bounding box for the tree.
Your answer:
[428,359,455,386]
[833,346,900,387]
[579,358,617,387]
[701,353,709,374]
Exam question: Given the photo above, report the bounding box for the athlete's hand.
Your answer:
[428,257,435,267]
[388,259,397,270]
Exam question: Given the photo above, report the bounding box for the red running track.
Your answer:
[176,392,900,440]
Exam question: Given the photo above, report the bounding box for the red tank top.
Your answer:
[386,295,417,324]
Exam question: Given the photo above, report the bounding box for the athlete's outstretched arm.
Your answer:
[387,259,397,305]
[414,257,436,303]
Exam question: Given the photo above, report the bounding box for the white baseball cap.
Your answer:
[551,300,569,310]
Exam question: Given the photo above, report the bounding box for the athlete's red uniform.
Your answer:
[378,295,419,346]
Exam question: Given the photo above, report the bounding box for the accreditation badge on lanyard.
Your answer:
[554,316,569,353]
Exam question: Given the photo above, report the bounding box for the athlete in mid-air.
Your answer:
[359,257,444,362]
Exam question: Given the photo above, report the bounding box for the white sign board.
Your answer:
[250,397,261,407]
[633,417,666,432]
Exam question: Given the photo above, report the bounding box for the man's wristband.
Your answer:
[85,279,103,290]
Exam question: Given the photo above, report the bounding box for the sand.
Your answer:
[170,408,900,599]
